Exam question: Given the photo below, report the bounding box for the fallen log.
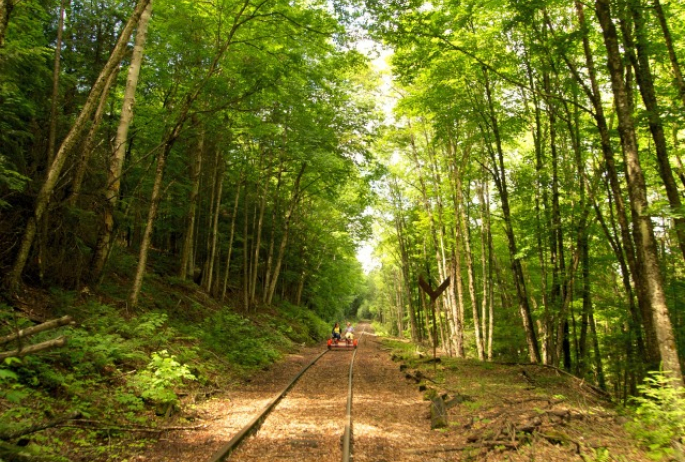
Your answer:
[0,336,68,360]
[0,316,73,346]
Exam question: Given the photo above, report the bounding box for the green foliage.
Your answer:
[627,372,685,460]
[130,350,196,406]
[0,358,29,404]
[0,156,29,208]
[194,308,282,368]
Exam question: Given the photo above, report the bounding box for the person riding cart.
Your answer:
[344,322,354,340]
[332,322,342,341]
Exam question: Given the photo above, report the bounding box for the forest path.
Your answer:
[141,327,649,462]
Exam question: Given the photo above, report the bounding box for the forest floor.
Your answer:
[137,325,650,462]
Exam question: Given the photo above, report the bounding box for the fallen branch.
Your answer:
[58,420,207,433]
[0,412,82,441]
[404,441,519,455]
[511,363,611,400]
[0,316,73,346]
[0,336,67,360]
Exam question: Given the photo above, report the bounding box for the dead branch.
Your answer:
[58,420,207,433]
[0,412,82,441]
[0,336,68,360]
[0,316,73,346]
[526,363,611,400]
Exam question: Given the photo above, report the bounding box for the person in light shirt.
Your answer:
[344,322,354,340]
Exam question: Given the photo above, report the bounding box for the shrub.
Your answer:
[130,350,196,407]
[627,371,685,460]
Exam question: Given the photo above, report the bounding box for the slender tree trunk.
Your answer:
[265,163,306,305]
[481,69,540,363]
[621,0,685,262]
[574,0,659,368]
[590,311,607,390]
[651,0,685,108]
[243,183,250,310]
[595,0,683,384]
[251,148,272,304]
[392,178,419,342]
[480,172,495,360]
[5,0,152,290]
[129,137,175,308]
[221,173,242,300]
[263,158,284,301]
[459,188,484,360]
[180,131,204,280]
[204,150,225,292]
[68,68,119,206]
[91,0,153,281]
[47,0,65,167]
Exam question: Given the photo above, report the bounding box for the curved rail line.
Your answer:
[207,324,367,462]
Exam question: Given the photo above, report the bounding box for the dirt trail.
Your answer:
[142,325,649,462]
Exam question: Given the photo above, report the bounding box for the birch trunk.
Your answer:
[91,0,152,281]
[595,0,683,384]
[459,187,484,360]
[6,0,152,290]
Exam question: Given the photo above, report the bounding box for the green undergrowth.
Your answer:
[379,336,660,461]
[0,270,330,461]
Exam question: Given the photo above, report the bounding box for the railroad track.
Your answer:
[207,324,367,462]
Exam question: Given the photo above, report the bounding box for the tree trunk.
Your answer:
[129,138,174,308]
[595,0,683,384]
[5,0,152,290]
[221,173,243,300]
[482,68,540,363]
[251,148,272,304]
[574,0,659,368]
[47,0,65,167]
[265,163,306,305]
[621,0,685,262]
[91,0,153,281]
[68,68,119,206]
[459,187,484,360]
[263,157,284,302]
[204,149,225,293]
[180,131,204,280]
[651,0,685,108]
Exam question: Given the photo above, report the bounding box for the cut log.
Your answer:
[430,396,448,429]
[0,336,67,360]
[0,316,73,346]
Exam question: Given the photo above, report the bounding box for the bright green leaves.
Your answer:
[130,350,196,407]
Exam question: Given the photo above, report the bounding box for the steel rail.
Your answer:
[206,323,367,462]
[341,326,365,462]
[207,349,328,462]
